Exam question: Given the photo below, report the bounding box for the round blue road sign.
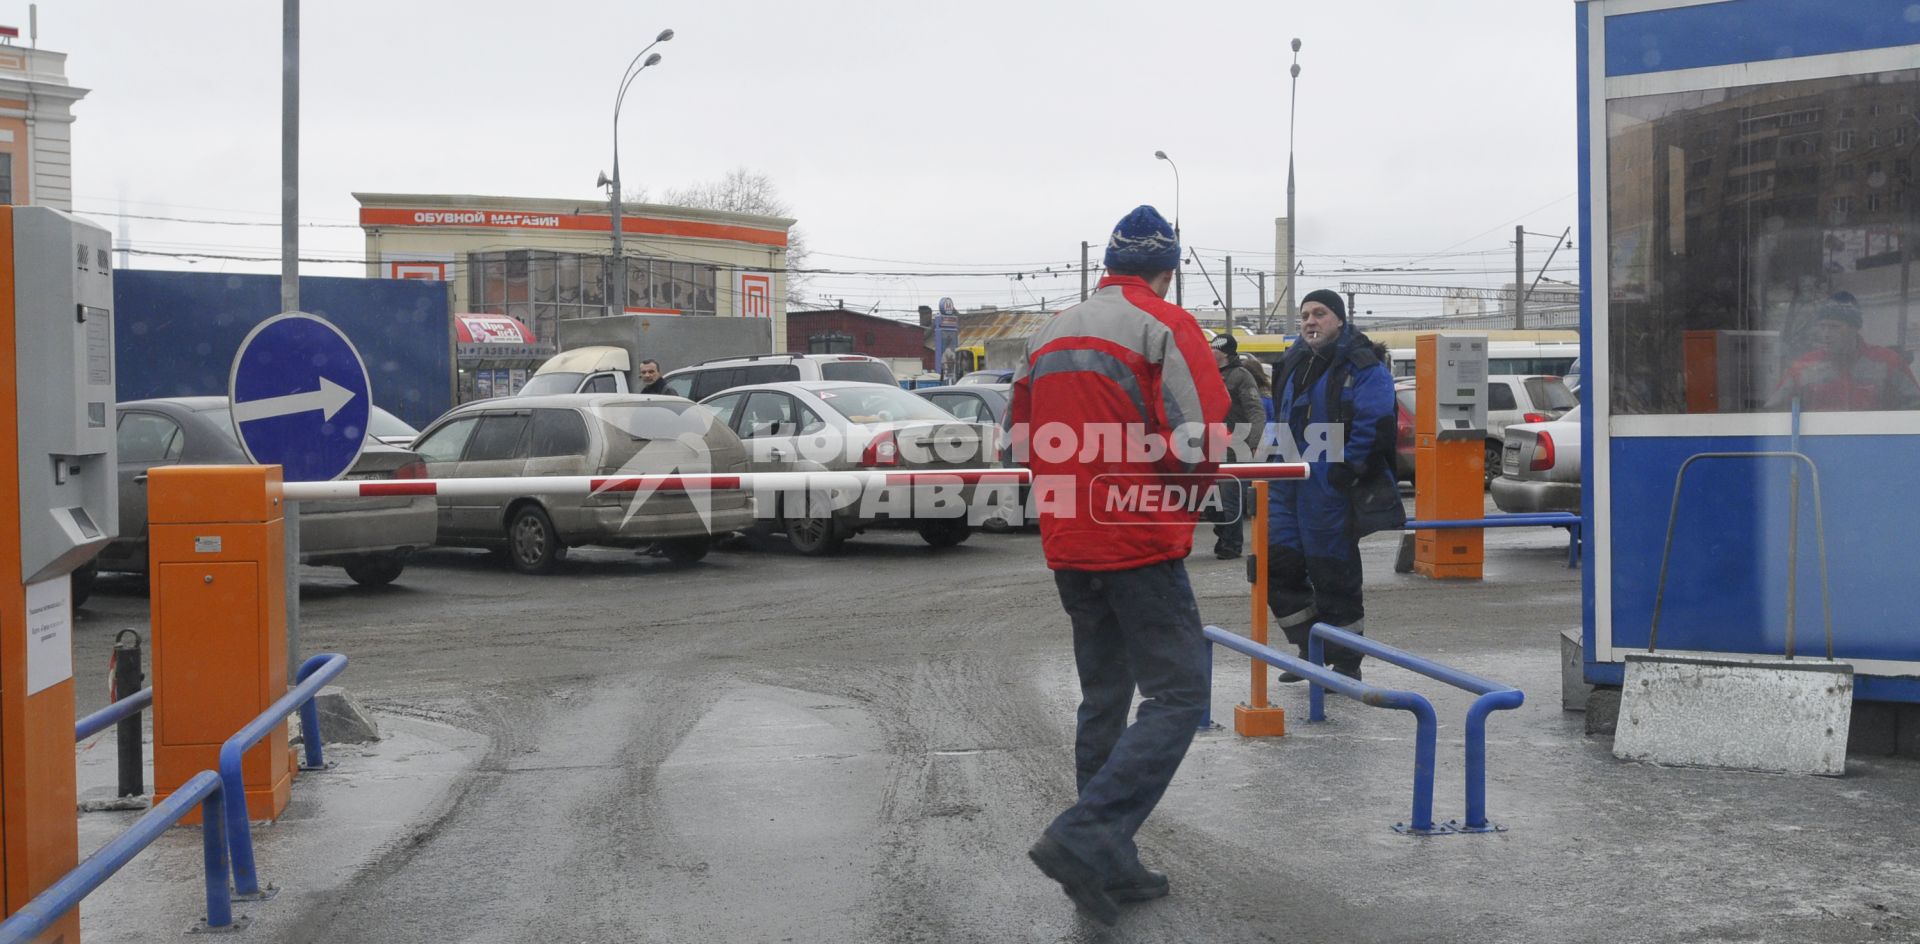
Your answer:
[227,312,372,482]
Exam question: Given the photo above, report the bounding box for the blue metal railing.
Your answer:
[1307,625,1525,832]
[74,686,152,742]
[1203,623,1525,834]
[1203,624,1443,833]
[221,652,347,899]
[1405,512,1584,567]
[0,770,241,942]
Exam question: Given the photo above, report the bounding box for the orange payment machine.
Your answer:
[1413,333,1488,579]
[0,206,121,939]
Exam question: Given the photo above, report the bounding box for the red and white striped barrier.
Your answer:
[277,462,1310,502]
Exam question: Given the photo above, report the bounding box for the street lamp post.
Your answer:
[1154,150,1182,306]
[600,28,674,316]
[1285,38,1301,321]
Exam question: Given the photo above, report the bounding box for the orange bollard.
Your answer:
[149,465,292,824]
[1234,479,1287,737]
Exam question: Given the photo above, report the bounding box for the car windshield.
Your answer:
[519,372,584,396]
[370,407,418,439]
[816,385,956,424]
[1525,377,1577,411]
[819,360,897,385]
[593,400,713,440]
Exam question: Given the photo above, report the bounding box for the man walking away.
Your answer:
[1007,205,1230,926]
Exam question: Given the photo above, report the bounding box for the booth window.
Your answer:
[1606,68,1920,416]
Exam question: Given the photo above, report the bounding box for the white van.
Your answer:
[659,353,897,401]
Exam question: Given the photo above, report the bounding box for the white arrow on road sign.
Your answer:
[232,375,357,424]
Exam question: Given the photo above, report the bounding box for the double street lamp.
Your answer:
[1153,150,1182,306]
[598,28,674,315]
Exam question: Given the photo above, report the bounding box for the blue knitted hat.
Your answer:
[1102,205,1180,273]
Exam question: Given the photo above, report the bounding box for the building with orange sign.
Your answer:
[355,193,792,402]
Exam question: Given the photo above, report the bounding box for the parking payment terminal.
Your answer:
[0,206,118,938]
[1414,334,1486,579]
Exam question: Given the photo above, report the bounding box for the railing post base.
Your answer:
[1232,704,1287,737]
[1444,819,1508,834]
[189,914,253,934]
[231,883,279,903]
[1391,821,1456,836]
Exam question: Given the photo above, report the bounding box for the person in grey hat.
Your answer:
[1209,332,1264,559]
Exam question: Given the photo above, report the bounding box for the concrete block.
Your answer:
[1849,701,1899,757]
[1585,688,1620,736]
[295,686,382,745]
[1614,654,1852,776]
[1561,629,1589,712]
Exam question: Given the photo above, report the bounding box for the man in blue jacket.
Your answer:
[1266,289,1403,681]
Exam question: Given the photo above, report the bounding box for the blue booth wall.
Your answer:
[113,270,451,429]
[1608,433,1920,668]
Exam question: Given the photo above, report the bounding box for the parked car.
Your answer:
[1491,406,1582,514]
[1391,374,1574,484]
[955,369,1014,385]
[658,353,896,402]
[370,405,421,448]
[1394,381,1416,481]
[407,394,756,573]
[94,396,436,588]
[913,384,1010,426]
[699,381,996,554]
[913,384,1022,530]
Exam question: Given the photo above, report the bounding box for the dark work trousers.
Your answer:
[1211,479,1247,556]
[1046,560,1210,876]
[1265,475,1366,670]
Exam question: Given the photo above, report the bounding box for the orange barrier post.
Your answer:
[149,465,293,824]
[1413,334,1486,580]
[1234,479,1287,737]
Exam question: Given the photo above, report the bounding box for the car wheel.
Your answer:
[71,561,97,608]
[659,537,710,565]
[1485,439,1503,488]
[343,555,406,587]
[918,518,971,548]
[507,505,567,574]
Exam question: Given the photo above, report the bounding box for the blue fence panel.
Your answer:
[113,270,452,429]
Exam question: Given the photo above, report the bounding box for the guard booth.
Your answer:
[1578,0,1920,700]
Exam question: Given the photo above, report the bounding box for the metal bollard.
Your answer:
[111,630,145,798]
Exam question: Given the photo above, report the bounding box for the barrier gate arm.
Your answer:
[276,463,1313,501]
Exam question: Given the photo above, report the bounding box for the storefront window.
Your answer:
[1607,69,1920,416]
[467,249,721,319]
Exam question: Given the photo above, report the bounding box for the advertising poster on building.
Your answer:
[475,371,494,399]
[510,369,528,395]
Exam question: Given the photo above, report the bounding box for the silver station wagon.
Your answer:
[409,394,756,573]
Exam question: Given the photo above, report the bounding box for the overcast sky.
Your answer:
[46,0,1580,321]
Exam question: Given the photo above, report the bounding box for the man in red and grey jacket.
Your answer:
[1007,204,1231,926]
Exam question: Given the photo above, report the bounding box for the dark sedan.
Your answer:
[88,396,437,590]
